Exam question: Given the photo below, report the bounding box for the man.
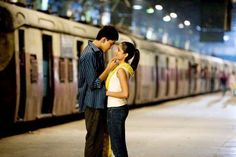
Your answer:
[78,25,119,157]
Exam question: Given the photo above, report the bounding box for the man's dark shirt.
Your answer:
[78,41,106,112]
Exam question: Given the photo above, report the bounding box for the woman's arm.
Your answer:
[106,68,129,99]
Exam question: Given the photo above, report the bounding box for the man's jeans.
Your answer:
[84,107,106,157]
[107,105,129,157]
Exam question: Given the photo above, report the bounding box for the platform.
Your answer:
[0,93,236,157]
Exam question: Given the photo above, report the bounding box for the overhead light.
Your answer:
[81,15,86,21]
[101,12,111,25]
[196,25,201,31]
[223,35,229,41]
[42,0,49,10]
[163,15,171,22]
[67,10,73,17]
[170,12,177,18]
[178,23,184,29]
[184,20,191,26]
[146,8,154,14]
[133,5,142,10]
[155,5,163,11]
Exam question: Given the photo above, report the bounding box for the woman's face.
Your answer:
[115,44,127,61]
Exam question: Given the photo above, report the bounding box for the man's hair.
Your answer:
[96,25,119,41]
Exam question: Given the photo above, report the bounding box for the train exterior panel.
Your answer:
[0,2,235,129]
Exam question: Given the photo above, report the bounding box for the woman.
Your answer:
[105,42,140,157]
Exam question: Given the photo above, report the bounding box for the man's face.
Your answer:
[102,38,115,53]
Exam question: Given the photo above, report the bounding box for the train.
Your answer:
[0,1,235,129]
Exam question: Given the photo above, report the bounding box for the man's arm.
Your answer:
[82,54,102,89]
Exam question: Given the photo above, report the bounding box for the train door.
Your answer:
[17,29,26,120]
[188,61,192,94]
[193,64,198,93]
[155,56,159,98]
[175,58,178,95]
[210,66,216,92]
[41,35,54,114]
[76,40,83,109]
[166,57,169,96]
[179,57,186,96]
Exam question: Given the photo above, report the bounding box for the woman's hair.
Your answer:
[121,42,140,71]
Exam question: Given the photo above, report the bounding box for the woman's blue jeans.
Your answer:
[107,105,129,157]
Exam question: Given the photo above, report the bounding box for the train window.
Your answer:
[59,58,66,83]
[68,58,73,82]
[30,54,38,83]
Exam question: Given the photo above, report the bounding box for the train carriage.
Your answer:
[0,1,100,126]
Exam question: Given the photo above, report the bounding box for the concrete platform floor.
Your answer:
[0,93,236,157]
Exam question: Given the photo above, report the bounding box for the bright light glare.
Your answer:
[133,5,142,10]
[42,0,48,10]
[163,15,171,22]
[162,33,168,44]
[184,20,191,26]
[196,25,201,31]
[146,28,153,39]
[170,12,177,18]
[155,5,163,10]
[146,8,154,14]
[67,10,73,17]
[101,12,111,25]
[178,23,184,29]
[223,35,229,41]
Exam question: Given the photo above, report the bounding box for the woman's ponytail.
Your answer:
[131,49,140,71]
[122,42,140,71]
